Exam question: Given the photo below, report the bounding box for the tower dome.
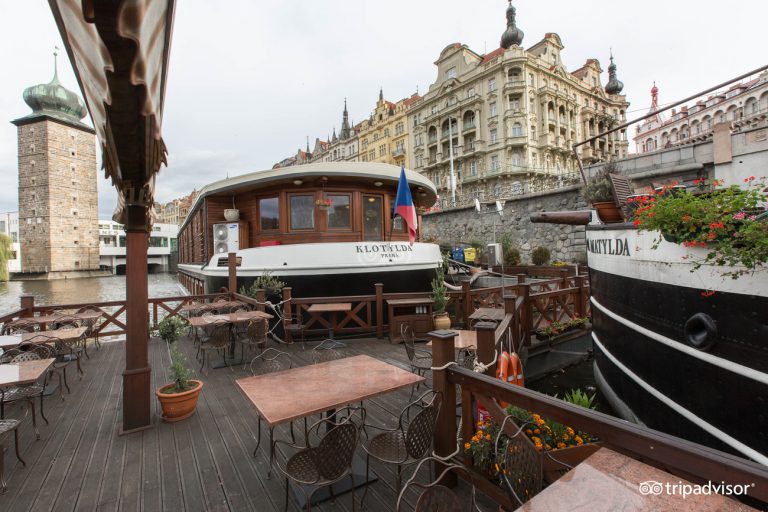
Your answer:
[500,1,524,49]
[604,52,624,95]
[22,52,87,123]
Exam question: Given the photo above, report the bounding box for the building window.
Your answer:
[289,194,315,231]
[468,87,475,97]
[509,96,520,110]
[379,144,386,157]
[488,78,496,92]
[493,183,502,197]
[327,194,352,229]
[529,73,535,86]
[259,196,279,230]
[445,66,457,79]
[490,128,498,144]
[511,152,521,166]
[489,102,497,117]
[491,155,500,171]
[470,161,477,174]
[368,150,375,160]
[512,123,523,137]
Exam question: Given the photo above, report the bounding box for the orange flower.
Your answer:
[485,434,491,441]
[464,442,471,450]
[557,442,566,449]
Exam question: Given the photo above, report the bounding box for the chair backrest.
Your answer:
[397,457,479,512]
[414,486,463,512]
[7,320,37,334]
[246,319,268,345]
[311,346,344,364]
[312,421,358,481]
[501,427,543,505]
[249,348,291,375]
[404,391,442,459]
[207,324,230,346]
[401,324,416,361]
[17,341,55,359]
[11,349,41,363]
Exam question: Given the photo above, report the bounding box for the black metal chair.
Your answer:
[77,305,104,351]
[273,406,361,512]
[396,456,480,512]
[0,418,25,493]
[4,319,37,334]
[360,390,442,506]
[401,325,432,399]
[235,318,268,362]
[198,322,231,374]
[52,329,86,394]
[0,345,53,440]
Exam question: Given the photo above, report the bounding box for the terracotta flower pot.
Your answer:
[156,380,203,422]
[592,201,623,223]
[433,312,451,330]
[223,209,240,221]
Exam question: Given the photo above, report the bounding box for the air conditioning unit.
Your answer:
[213,222,240,254]
[487,243,502,266]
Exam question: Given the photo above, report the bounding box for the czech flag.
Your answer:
[394,165,418,245]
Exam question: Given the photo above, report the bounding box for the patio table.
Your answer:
[236,354,424,506]
[180,300,245,314]
[22,310,103,327]
[307,303,351,344]
[0,358,55,387]
[0,327,88,350]
[187,311,273,367]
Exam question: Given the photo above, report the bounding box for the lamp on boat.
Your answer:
[293,179,303,186]
[315,176,332,210]
[373,181,383,187]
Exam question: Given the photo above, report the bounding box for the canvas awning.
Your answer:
[48,0,176,223]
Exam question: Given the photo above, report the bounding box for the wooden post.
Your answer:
[559,268,569,289]
[504,293,515,316]
[228,252,237,294]
[430,329,457,487]
[516,273,526,284]
[20,295,34,317]
[255,289,266,313]
[475,321,497,377]
[461,279,472,327]
[519,283,532,347]
[122,204,151,433]
[574,275,586,317]
[375,283,384,339]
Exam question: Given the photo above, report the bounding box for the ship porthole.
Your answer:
[684,313,717,350]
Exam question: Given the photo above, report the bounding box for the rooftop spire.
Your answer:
[650,81,659,112]
[604,50,624,95]
[21,47,88,123]
[52,46,60,83]
[379,87,383,102]
[500,0,524,49]
[340,98,351,140]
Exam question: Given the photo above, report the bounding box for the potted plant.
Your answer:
[432,265,450,330]
[157,315,187,344]
[634,177,768,279]
[581,163,622,223]
[224,195,239,221]
[531,247,551,266]
[534,316,589,343]
[156,343,203,422]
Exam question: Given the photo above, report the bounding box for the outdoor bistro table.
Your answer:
[0,327,88,350]
[187,311,274,367]
[236,354,425,506]
[180,300,245,315]
[307,303,352,344]
[0,358,55,388]
[22,310,103,327]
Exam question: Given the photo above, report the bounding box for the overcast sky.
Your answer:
[0,1,764,218]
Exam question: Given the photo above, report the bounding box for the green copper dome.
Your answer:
[22,64,87,122]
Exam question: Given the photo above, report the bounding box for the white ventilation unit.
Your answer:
[487,243,502,266]
[213,222,240,254]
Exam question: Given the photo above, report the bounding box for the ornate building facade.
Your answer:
[356,89,420,168]
[408,2,629,209]
[633,72,768,153]
[312,99,360,163]
[11,56,100,277]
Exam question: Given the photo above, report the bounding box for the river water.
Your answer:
[0,273,185,316]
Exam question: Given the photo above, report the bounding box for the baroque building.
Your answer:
[634,72,768,153]
[11,54,100,277]
[357,89,421,168]
[408,2,629,208]
[312,99,360,163]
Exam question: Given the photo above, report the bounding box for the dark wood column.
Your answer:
[122,204,152,432]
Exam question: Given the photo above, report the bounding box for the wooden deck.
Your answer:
[0,334,487,511]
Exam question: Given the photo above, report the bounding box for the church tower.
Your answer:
[11,51,99,278]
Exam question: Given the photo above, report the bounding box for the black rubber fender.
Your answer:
[684,313,717,350]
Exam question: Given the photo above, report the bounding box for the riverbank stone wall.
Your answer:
[421,186,588,264]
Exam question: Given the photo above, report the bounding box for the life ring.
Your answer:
[496,352,511,407]
[508,352,524,387]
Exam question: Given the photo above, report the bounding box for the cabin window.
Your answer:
[327,194,352,229]
[259,197,279,230]
[289,194,315,230]
[363,195,383,241]
[390,206,406,232]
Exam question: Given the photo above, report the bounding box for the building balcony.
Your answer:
[392,147,406,158]
[540,133,557,148]
[505,135,527,147]
[504,80,526,92]
[427,136,437,145]
[462,122,476,133]
[505,109,527,118]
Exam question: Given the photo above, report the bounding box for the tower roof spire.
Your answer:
[500,0,524,49]
[379,87,383,102]
[340,98,351,140]
[604,49,624,95]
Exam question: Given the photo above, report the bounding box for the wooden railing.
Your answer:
[429,329,768,508]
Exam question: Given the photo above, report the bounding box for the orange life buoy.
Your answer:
[508,352,524,387]
[496,351,511,407]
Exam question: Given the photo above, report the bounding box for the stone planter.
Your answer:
[223,209,240,221]
[156,380,203,422]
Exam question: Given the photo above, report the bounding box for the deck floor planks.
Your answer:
[0,334,485,511]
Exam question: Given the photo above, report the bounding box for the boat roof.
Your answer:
[179,162,438,231]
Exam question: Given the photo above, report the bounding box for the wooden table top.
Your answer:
[307,303,352,313]
[0,327,87,349]
[468,307,506,322]
[426,329,476,350]
[386,298,433,306]
[236,355,424,427]
[186,310,273,328]
[180,300,245,312]
[0,358,55,387]
[517,447,755,511]
[27,310,103,325]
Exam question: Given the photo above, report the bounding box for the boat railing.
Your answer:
[429,328,768,508]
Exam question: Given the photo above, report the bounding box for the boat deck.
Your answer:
[0,334,488,512]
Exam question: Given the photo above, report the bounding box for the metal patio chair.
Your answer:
[0,418,25,493]
[0,345,53,440]
[198,322,231,374]
[249,348,298,458]
[396,456,480,512]
[360,390,442,507]
[401,325,432,399]
[52,330,86,395]
[273,406,361,512]
[235,318,268,362]
[77,305,105,350]
[4,319,37,334]
[310,339,345,364]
